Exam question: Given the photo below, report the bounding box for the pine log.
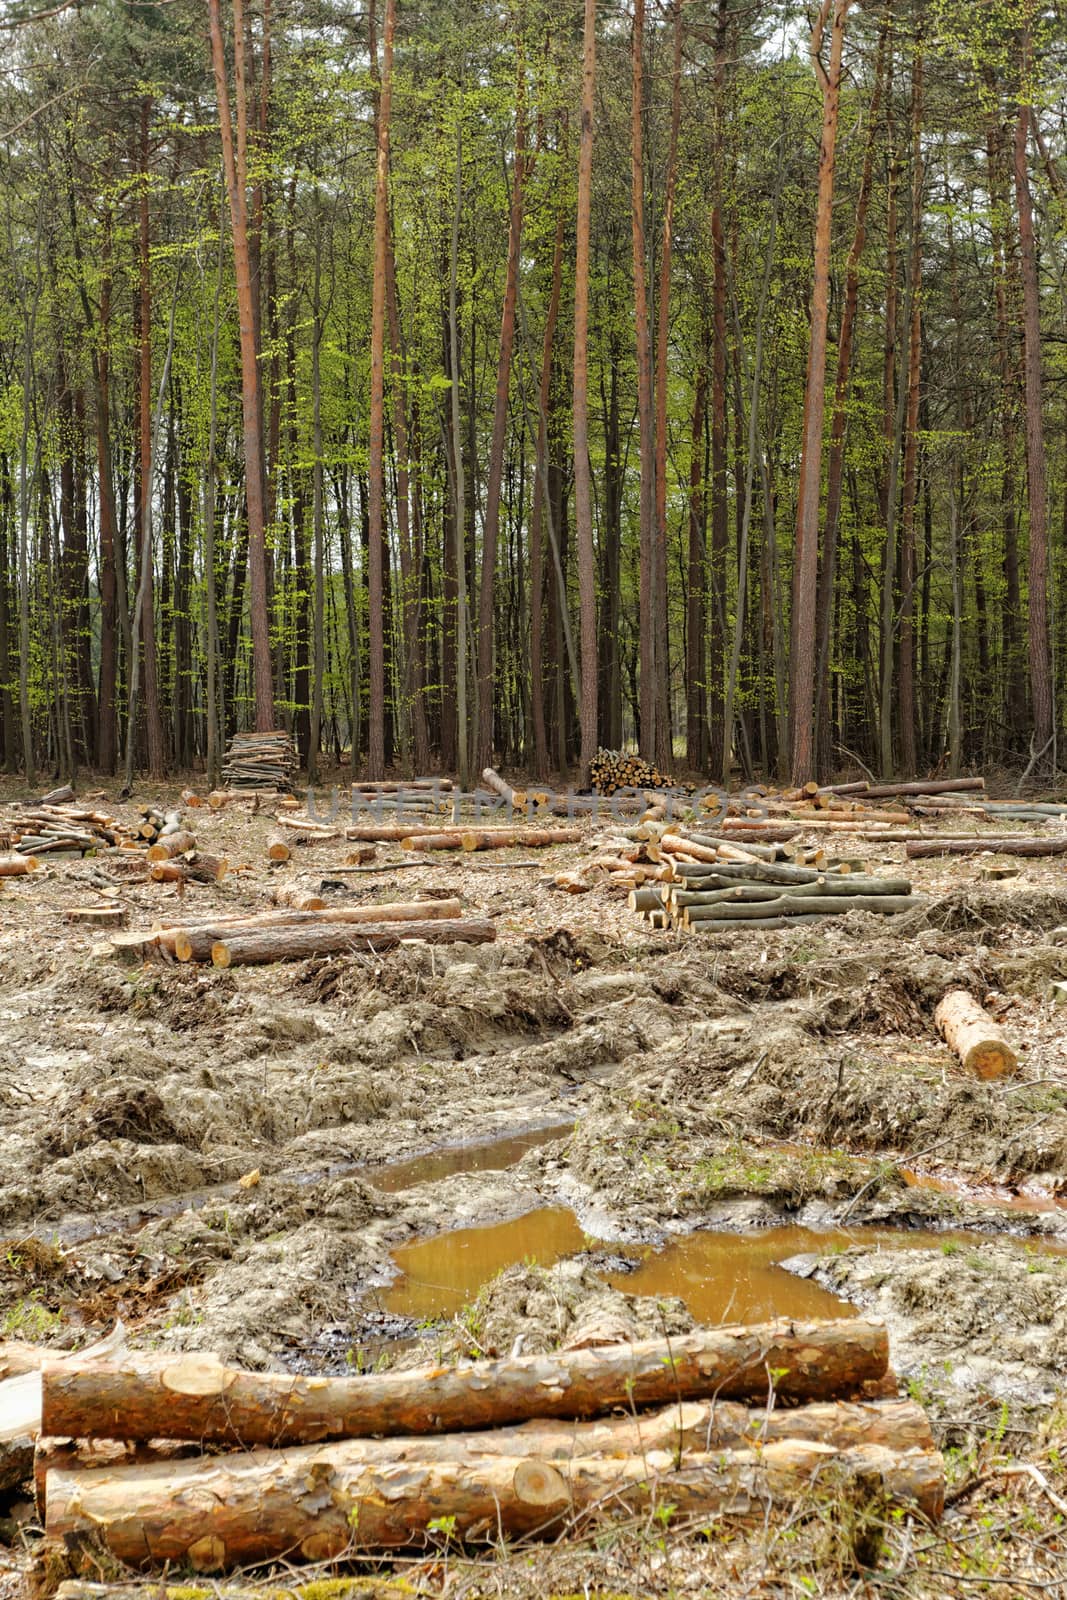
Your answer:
[145,831,196,862]
[41,1321,888,1451]
[265,832,291,862]
[907,836,1067,858]
[933,990,1019,1079]
[45,1438,942,1566]
[211,917,495,966]
[36,1392,933,1521]
[464,828,581,850]
[346,825,443,842]
[399,831,466,851]
[0,854,39,876]
[481,767,528,810]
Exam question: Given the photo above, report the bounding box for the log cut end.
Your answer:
[934,989,1019,1079]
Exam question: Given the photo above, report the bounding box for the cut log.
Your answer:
[37,783,75,806]
[400,831,466,851]
[860,778,984,799]
[36,1393,933,1518]
[481,767,528,810]
[63,906,128,927]
[907,837,1067,859]
[265,832,291,862]
[686,915,833,932]
[145,831,196,862]
[684,894,920,922]
[211,916,495,966]
[149,854,227,885]
[45,1436,942,1566]
[170,900,468,963]
[0,854,39,876]
[41,1320,888,1449]
[668,860,848,887]
[933,990,1019,1079]
[271,884,327,911]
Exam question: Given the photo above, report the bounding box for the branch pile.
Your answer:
[1,801,141,855]
[31,1319,942,1569]
[221,730,298,792]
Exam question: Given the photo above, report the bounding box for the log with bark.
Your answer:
[211,917,496,967]
[481,767,528,810]
[265,832,291,862]
[40,1321,889,1449]
[907,836,1067,858]
[163,900,468,963]
[45,1438,942,1566]
[145,831,197,862]
[271,883,327,911]
[63,906,128,927]
[402,827,582,852]
[934,990,1019,1079]
[149,854,227,885]
[0,854,40,876]
[684,894,919,925]
[33,1393,934,1518]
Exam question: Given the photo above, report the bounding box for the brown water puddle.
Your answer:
[43,1121,574,1248]
[383,1211,1067,1330]
[901,1166,1067,1214]
[370,1122,573,1193]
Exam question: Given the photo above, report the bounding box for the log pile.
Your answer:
[32,1320,942,1569]
[590,747,694,796]
[621,826,921,930]
[2,801,140,855]
[221,730,298,792]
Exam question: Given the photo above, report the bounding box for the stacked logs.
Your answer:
[590,748,694,796]
[221,730,298,792]
[625,827,922,931]
[32,1320,943,1569]
[108,899,495,968]
[2,801,137,855]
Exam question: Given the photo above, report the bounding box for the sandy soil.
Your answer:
[1,773,1067,1597]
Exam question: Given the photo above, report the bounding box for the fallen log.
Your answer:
[686,915,833,932]
[0,854,39,876]
[149,854,227,885]
[860,778,984,799]
[145,831,197,862]
[265,832,291,862]
[35,1394,933,1516]
[45,1438,942,1566]
[481,767,527,810]
[211,916,495,966]
[40,1320,889,1449]
[685,894,919,922]
[168,900,468,962]
[934,990,1019,1080]
[906,836,1067,858]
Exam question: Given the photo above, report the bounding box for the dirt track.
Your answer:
[2,777,1067,1595]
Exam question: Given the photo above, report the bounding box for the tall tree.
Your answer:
[573,0,597,782]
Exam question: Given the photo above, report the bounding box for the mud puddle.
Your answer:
[42,1120,575,1249]
[384,1209,1067,1331]
[369,1121,573,1193]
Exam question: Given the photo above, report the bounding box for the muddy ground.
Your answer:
[1,774,1067,1598]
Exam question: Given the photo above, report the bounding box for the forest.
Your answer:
[0,0,1063,789]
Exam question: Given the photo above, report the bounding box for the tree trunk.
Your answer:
[207,0,274,733]
[632,0,657,764]
[896,47,923,779]
[790,0,850,784]
[573,0,597,782]
[1013,38,1053,759]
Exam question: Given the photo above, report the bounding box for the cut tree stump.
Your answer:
[40,1320,889,1449]
[265,833,291,862]
[45,1439,943,1566]
[933,990,1019,1079]
[63,907,128,928]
